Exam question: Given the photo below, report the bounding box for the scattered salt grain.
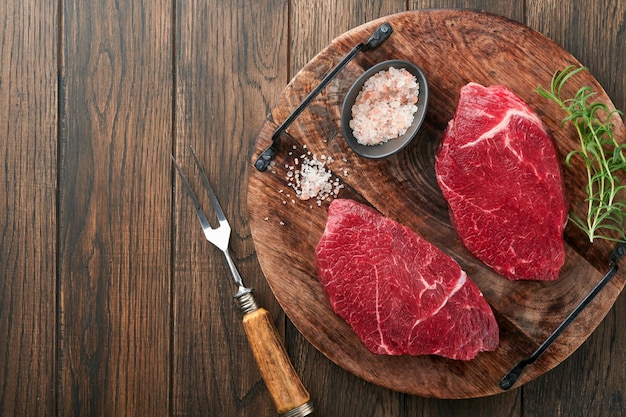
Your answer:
[350,66,419,146]
[285,153,344,205]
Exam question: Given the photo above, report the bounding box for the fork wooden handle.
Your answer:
[242,308,313,416]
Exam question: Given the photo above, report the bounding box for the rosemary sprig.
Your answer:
[536,65,626,243]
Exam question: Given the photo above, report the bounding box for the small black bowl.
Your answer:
[341,59,429,158]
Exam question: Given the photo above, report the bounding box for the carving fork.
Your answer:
[172,147,313,417]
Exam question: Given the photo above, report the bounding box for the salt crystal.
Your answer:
[349,66,419,146]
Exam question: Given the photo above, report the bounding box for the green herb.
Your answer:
[536,65,626,243]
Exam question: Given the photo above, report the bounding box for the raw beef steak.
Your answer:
[315,199,499,361]
[435,83,567,281]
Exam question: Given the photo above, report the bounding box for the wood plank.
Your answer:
[287,1,407,415]
[290,0,408,72]
[58,1,172,415]
[0,1,57,416]
[404,393,522,417]
[173,1,290,415]
[528,0,626,112]
[412,0,524,17]
[523,1,626,415]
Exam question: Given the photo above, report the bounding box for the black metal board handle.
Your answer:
[254,23,393,171]
[500,242,626,390]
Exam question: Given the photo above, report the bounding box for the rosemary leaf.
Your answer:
[537,65,626,243]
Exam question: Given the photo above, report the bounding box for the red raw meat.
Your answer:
[435,83,567,281]
[315,199,499,361]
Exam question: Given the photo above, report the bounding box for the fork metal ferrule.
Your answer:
[235,287,259,314]
[280,401,314,417]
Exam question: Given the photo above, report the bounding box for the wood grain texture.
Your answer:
[0,1,57,416]
[528,0,626,113]
[1,0,624,415]
[173,0,289,416]
[58,0,172,415]
[247,9,626,399]
[290,0,407,72]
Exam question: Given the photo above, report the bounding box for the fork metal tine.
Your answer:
[190,146,227,224]
[170,155,213,229]
[171,153,232,252]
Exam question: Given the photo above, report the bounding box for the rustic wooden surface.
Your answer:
[247,9,626,399]
[0,0,624,416]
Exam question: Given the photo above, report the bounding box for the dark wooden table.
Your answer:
[1,1,624,416]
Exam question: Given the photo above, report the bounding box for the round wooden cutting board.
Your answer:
[247,10,626,398]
